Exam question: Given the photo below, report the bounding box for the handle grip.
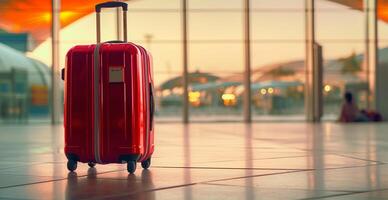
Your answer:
[104,40,126,43]
[149,84,155,131]
[61,68,65,81]
[95,1,128,12]
[96,1,128,43]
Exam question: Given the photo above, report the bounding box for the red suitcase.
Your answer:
[63,1,154,174]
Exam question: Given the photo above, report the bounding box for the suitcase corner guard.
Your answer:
[66,153,80,162]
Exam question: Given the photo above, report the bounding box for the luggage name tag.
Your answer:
[109,67,124,83]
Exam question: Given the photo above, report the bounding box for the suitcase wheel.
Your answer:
[127,161,137,174]
[67,160,77,172]
[88,162,96,168]
[141,158,151,169]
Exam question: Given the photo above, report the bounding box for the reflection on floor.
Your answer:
[0,123,387,199]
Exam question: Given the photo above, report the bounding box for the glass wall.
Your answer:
[316,0,367,120]
[251,0,305,121]
[127,0,183,122]
[81,0,183,122]
[188,0,244,121]
[0,0,386,123]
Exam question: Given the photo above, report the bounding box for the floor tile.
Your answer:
[135,183,346,200]
[209,164,388,192]
[0,168,288,200]
[318,189,388,200]
[0,123,388,199]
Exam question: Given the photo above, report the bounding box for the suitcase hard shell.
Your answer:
[63,1,154,174]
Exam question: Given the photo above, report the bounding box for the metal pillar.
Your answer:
[116,7,123,40]
[51,0,61,124]
[144,34,153,50]
[243,0,252,123]
[369,0,387,119]
[182,0,189,123]
[364,0,371,108]
[305,0,316,122]
[364,0,380,111]
[312,43,323,122]
[369,0,378,110]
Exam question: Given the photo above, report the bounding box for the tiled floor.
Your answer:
[0,123,388,199]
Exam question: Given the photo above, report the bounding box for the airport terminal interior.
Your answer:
[1,0,388,199]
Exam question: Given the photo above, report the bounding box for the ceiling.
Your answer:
[328,0,388,22]
[0,0,107,46]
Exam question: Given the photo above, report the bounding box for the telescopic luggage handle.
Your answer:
[95,1,127,12]
[95,1,128,44]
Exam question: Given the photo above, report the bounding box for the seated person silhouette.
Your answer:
[338,92,369,122]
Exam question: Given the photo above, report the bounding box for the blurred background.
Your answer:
[0,0,387,124]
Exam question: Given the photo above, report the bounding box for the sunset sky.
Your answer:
[27,0,388,85]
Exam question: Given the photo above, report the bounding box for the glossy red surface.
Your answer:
[137,45,155,162]
[64,42,154,164]
[64,45,95,163]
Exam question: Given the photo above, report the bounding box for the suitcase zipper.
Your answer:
[93,44,102,163]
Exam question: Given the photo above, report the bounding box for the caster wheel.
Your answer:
[88,162,96,168]
[127,161,137,174]
[67,160,77,172]
[141,158,151,169]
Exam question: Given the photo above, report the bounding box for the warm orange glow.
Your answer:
[189,91,201,106]
[221,93,237,106]
[324,85,332,92]
[61,11,78,23]
[379,6,388,22]
[10,24,22,32]
[268,88,274,94]
[42,12,51,22]
[260,89,267,95]
[0,0,106,46]
[31,85,49,106]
